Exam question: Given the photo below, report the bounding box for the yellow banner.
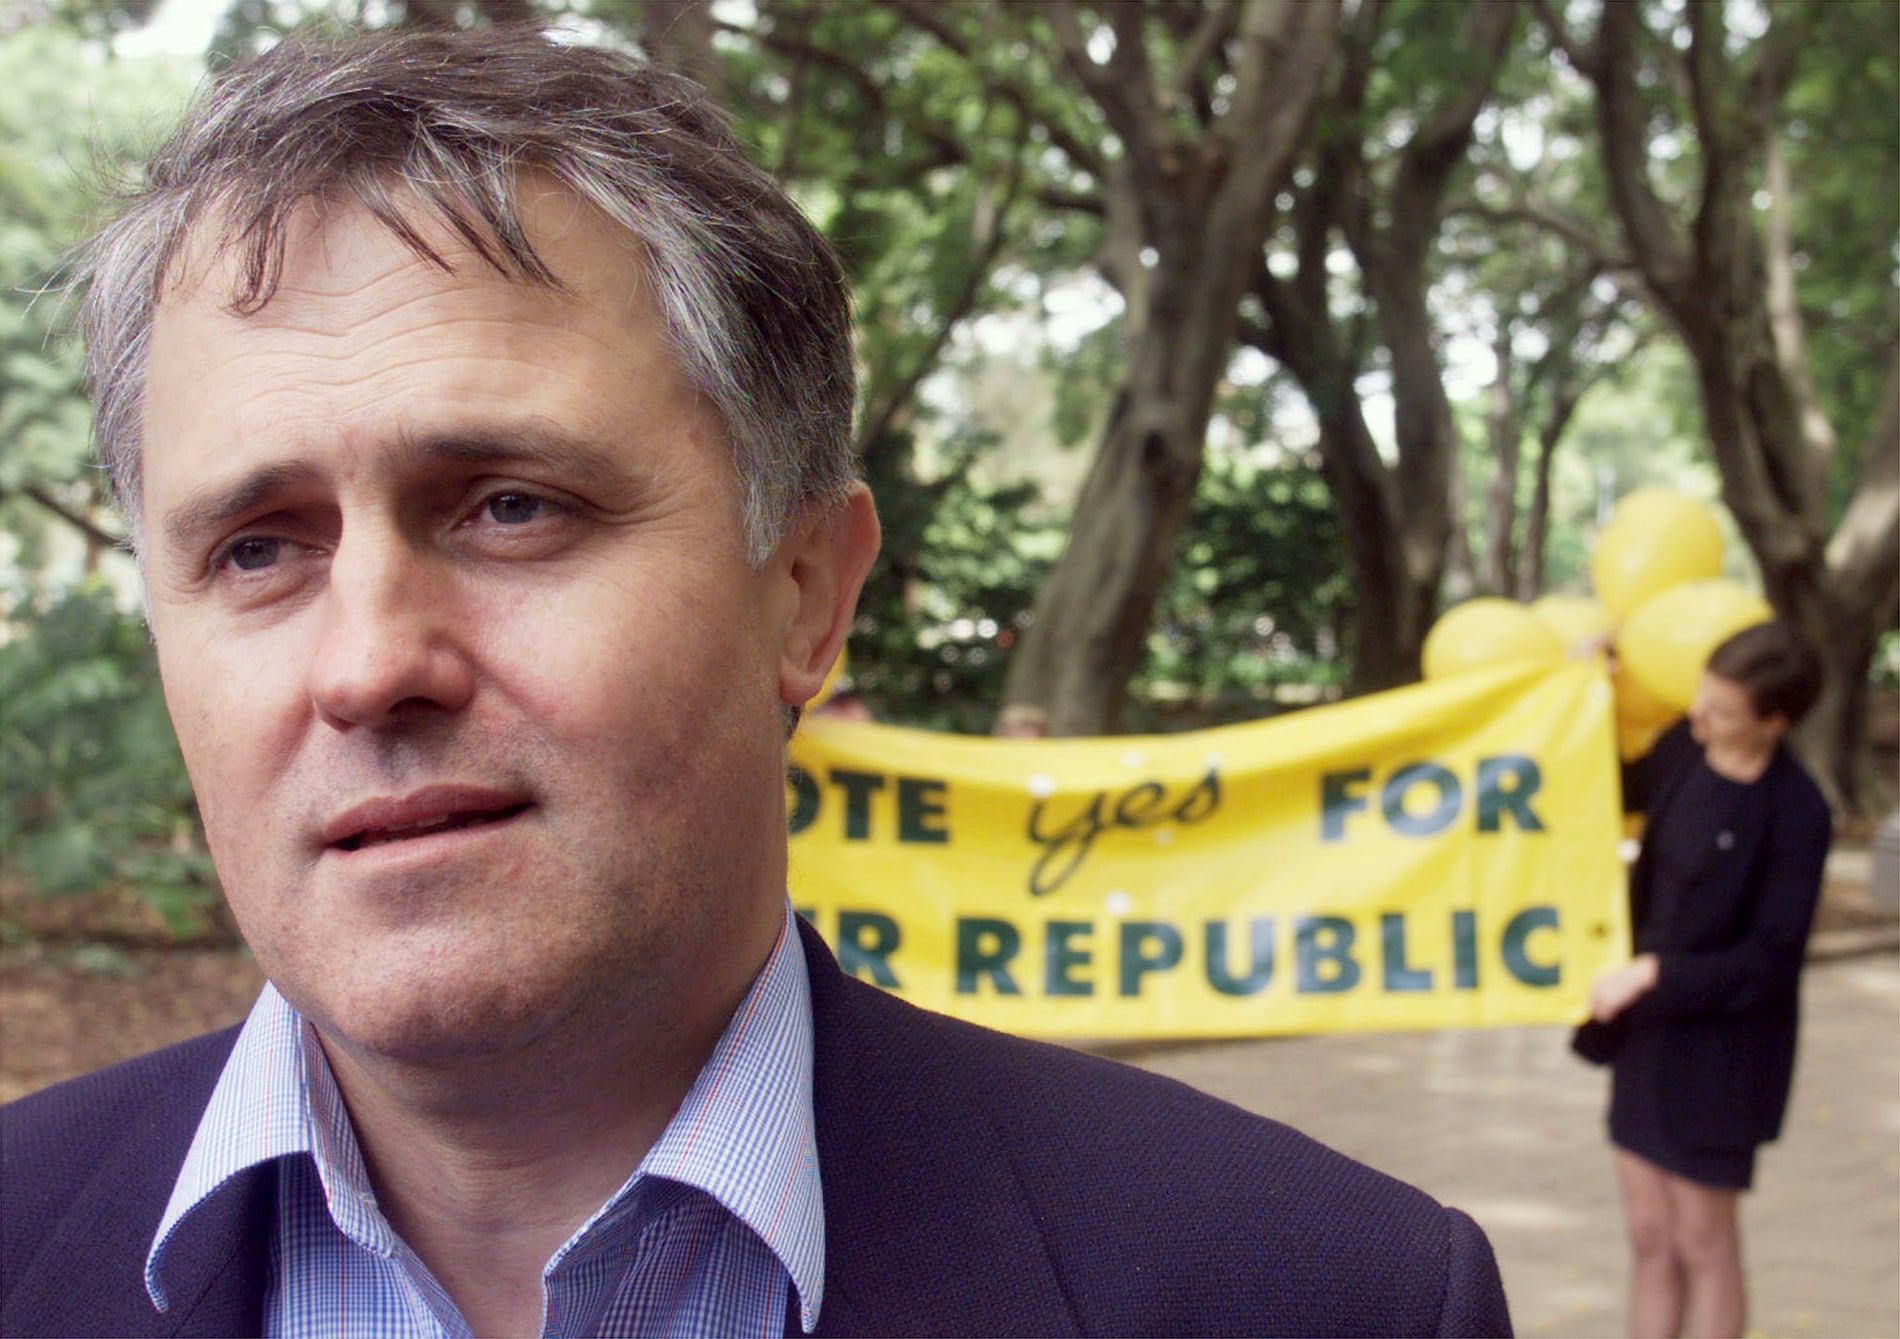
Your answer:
[788,662,1628,1038]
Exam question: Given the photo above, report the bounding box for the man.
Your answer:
[1,27,1512,1337]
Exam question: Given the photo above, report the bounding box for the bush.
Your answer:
[0,583,215,935]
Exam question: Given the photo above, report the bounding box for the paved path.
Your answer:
[1115,949,1900,1337]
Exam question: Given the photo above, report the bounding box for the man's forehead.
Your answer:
[157,175,645,326]
[138,178,703,535]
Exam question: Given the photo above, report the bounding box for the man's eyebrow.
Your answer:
[163,462,322,555]
[391,427,631,487]
[159,428,636,554]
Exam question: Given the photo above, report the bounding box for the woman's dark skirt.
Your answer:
[1608,1017,1756,1191]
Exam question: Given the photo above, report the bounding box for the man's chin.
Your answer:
[298,981,572,1085]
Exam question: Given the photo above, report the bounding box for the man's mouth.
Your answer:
[335,804,530,851]
[323,789,533,854]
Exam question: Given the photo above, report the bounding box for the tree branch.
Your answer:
[1591,2,1693,306]
[742,23,970,175]
[1034,186,1106,216]
[1041,0,1166,197]
[876,0,1108,178]
[1205,0,1340,255]
[855,152,1027,455]
[1824,359,1900,623]
[1165,0,1234,110]
[1526,0,1598,78]
[1449,202,1631,274]
[1383,0,1518,272]
[8,485,125,551]
[1760,126,1836,471]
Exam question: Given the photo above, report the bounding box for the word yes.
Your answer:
[1027,769,1221,897]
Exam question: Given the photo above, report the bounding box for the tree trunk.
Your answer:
[1341,0,1518,681]
[1515,388,1577,602]
[1442,458,1478,605]
[639,0,726,101]
[1001,0,1340,734]
[1482,328,1522,596]
[1571,0,1900,812]
[1239,0,1515,694]
[1312,389,1429,693]
[1003,374,1209,733]
[1360,274,1463,667]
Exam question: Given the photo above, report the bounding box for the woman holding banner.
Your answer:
[1583,621,1830,1339]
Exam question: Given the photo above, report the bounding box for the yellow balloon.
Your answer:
[1591,488,1726,619]
[1614,660,1683,761]
[1422,599,1566,680]
[1617,579,1774,711]
[1530,594,1613,654]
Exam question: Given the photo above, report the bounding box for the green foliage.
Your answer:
[0,585,215,933]
[1046,311,1125,450]
[0,26,211,930]
[1136,453,1353,723]
[847,425,1061,734]
[3,0,1889,800]
[0,25,187,577]
[1874,628,1900,692]
[1773,0,1900,500]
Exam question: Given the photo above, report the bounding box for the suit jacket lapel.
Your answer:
[2,1029,272,1338]
[798,916,1082,1337]
[158,1165,274,1337]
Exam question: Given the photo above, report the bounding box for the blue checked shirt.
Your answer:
[145,906,824,1338]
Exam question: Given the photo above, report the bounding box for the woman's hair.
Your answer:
[1705,621,1825,725]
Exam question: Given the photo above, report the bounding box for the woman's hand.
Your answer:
[1590,954,1660,1022]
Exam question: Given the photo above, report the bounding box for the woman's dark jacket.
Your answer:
[1619,720,1832,1149]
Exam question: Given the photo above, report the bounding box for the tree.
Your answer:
[0,24,177,583]
[0,584,215,932]
[874,0,1341,736]
[1241,0,1519,691]
[1447,224,1641,600]
[1540,0,1900,810]
[1136,449,1352,723]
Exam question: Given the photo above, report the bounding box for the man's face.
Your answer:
[141,182,866,1073]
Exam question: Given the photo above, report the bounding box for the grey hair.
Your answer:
[78,25,857,565]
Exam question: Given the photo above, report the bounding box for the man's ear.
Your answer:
[776,483,880,708]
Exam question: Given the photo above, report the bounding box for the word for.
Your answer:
[797,906,1562,999]
[1320,755,1545,841]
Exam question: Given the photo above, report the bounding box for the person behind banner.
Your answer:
[1583,621,1830,1339]
[995,702,1051,738]
[0,25,1512,1338]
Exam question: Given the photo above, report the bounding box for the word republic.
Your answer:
[797,906,1564,999]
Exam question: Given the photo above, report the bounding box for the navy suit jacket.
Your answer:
[3,917,1512,1335]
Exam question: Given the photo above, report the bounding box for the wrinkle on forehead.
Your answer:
[141,176,716,587]
[159,172,648,330]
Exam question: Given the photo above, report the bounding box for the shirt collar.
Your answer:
[146,904,824,1330]
[632,906,825,1330]
[145,979,307,1311]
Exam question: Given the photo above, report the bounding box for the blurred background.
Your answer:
[3,6,1897,1333]
[1,0,1894,1022]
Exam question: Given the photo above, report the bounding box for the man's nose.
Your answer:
[307,533,476,728]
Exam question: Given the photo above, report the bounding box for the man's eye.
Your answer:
[226,537,282,571]
[486,493,546,525]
